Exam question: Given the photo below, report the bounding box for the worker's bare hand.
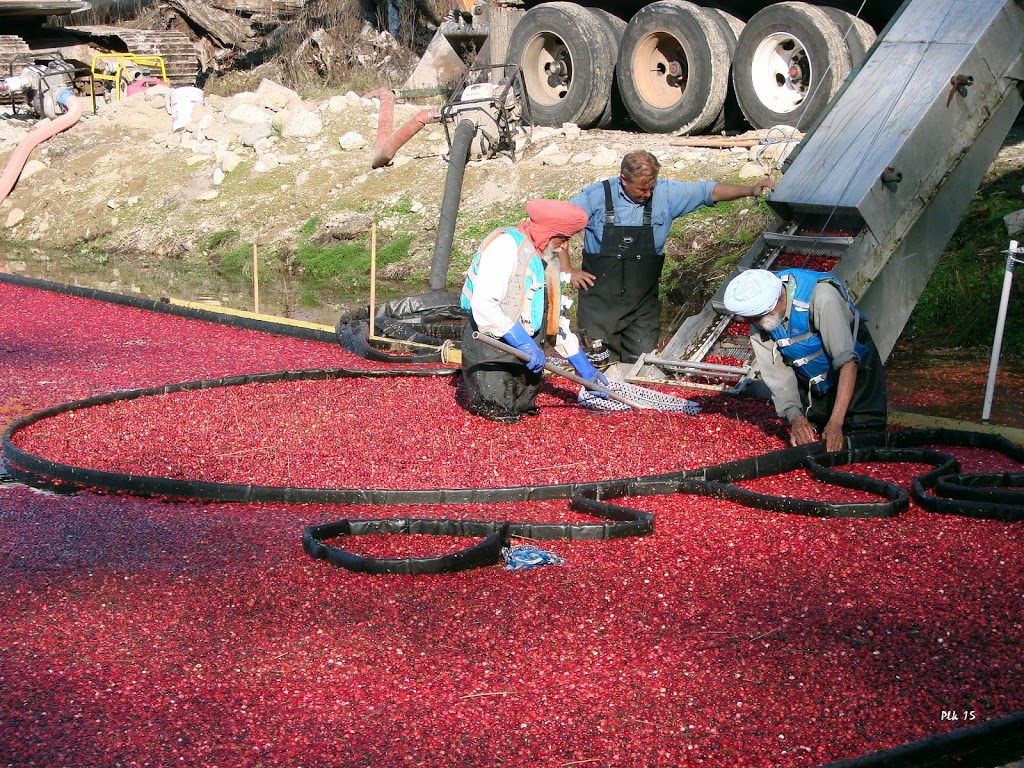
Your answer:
[821,421,845,452]
[789,416,818,446]
[752,178,775,196]
[567,267,596,290]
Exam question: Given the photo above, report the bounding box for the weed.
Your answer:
[215,244,283,284]
[204,230,241,251]
[906,167,1024,354]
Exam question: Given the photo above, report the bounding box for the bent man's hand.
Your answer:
[789,416,818,446]
[821,421,845,452]
[752,177,775,196]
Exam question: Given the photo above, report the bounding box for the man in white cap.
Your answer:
[723,267,887,450]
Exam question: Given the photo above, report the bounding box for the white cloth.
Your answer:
[468,231,521,338]
[723,269,783,316]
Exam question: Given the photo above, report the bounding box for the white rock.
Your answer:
[738,161,768,179]
[239,124,274,147]
[5,208,25,228]
[562,123,581,141]
[589,146,619,166]
[220,152,242,173]
[530,127,562,143]
[254,136,278,154]
[254,154,280,173]
[541,152,571,166]
[227,103,273,125]
[282,107,323,138]
[751,139,797,165]
[20,160,47,180]
[1004,208,1024,238]
[256,79,301,112]
[213,167,226,186]
[338,131,368,151]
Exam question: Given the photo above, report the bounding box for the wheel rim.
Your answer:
[521,32,573,107]
[630,32,688,109]
[749,32,811,114]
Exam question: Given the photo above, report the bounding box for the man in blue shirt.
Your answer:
[567,150,774,365]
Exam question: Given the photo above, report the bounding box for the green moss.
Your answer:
[905,167,1024,354]
[294,233,414,289]
[298,292,321,308]
[204,230,241,251]
[215,244,283,284]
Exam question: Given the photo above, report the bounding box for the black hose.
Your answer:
[429,119,476,292]
[4,369,1023,576]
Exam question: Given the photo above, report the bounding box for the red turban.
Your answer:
[520,198,589,251]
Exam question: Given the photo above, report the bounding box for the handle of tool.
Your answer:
[472,332,646,409]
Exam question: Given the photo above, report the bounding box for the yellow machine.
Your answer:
[89,52,168,111]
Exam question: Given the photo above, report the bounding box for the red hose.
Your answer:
[365,87,442,169]
[0,95,84,204]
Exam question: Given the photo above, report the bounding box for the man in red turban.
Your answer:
[459,199,605,423]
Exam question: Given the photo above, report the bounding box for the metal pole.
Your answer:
[981,240,1022,423]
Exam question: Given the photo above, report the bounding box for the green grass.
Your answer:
[215,243,283,284]
[905,166,1024,354]
[660,197,774,313]
[293,233,414,290]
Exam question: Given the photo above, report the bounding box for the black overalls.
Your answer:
[576,180,661,365]
[460,315,545,423]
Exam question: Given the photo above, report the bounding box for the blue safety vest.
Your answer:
[460,227,554,334]
[766,268,870,395]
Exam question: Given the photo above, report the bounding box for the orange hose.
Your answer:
[365,87,442,169]
[0,94,84,204]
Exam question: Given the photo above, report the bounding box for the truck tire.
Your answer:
[507,2,614,129]
[821,7,877,68]
[703,8,745,133]
[615,0,730,135]
[589,8,627,128]
[732,2,851,130]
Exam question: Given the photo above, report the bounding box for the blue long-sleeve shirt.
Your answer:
[570,177,718,256]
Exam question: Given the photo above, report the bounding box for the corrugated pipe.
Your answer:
[429,118,476,291]
[0,91,83,204]
[366,87,443,169]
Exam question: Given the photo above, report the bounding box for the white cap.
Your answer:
[723,269,783,316]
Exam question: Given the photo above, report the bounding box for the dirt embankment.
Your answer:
[0,79,779,281]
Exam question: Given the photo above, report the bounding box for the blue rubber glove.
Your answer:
[501,324,546,373]
[567,351,610,398]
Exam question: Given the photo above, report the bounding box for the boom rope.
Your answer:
[3,368,1022,576]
